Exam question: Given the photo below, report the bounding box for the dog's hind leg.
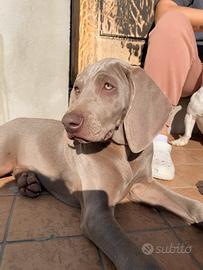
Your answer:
[0,130,16,177]
[0,143,15,177]
[0,159,14,177]
[129,180,203,225]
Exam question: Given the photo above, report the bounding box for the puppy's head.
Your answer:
[62,58,171,152]
[62,58,130,144]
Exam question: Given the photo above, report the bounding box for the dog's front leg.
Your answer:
[171,113,196,146]
[79,190,160,270]
[130,180,203,225]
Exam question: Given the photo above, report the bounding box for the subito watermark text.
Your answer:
[141,242,192,255]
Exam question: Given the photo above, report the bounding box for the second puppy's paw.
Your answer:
[171,136,189,146]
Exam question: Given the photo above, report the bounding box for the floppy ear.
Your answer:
[124,67,171,153]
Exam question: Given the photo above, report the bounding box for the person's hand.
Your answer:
[155,0,178,22]
[155,0,203,32]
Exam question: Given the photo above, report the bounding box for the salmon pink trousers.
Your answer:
[144,11,203,106]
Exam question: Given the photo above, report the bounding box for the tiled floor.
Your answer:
[0,135,203,270]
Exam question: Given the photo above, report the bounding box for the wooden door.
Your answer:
[70,0,155,85]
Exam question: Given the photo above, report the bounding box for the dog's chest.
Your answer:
[128,145,153,183]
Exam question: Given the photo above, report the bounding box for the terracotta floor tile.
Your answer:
[0,196,14,242]
[115,202,168,232]
[7,195,81,241]
[160,209,188,227]
[1,237,101,270]
[0,176,17,196]
[183,135,203,149]
[160,164,203,189]
[130,229,199,270]
[174,226,203,268]
[172,148,203,165]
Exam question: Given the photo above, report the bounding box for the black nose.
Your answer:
[62,112,84,133]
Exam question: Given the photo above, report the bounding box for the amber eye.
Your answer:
[104,82,114,91]
[74,86,80,95]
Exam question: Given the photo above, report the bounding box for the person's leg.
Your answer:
[145,11,202,106]
[144,11,203,180]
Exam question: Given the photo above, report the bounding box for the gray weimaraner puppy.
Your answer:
[0,58,203,270]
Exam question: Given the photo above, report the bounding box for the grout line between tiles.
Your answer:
[174,163,203,166]
[0,194,17,197]
[0,193,52,200]
[5,226,175,246]
[0,195,16,267]
[173,147,203,150]
[4,226,188,246]
[6,234,86,245]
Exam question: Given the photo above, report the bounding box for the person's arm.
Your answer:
[155,0,203,32]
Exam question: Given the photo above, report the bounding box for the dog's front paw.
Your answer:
[16,171,42,198]
[171,136,189,146]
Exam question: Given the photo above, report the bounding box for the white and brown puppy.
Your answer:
[171,86,203,196]
[171,86,203,146]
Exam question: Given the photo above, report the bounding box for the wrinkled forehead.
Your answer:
[75,58,130,85]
